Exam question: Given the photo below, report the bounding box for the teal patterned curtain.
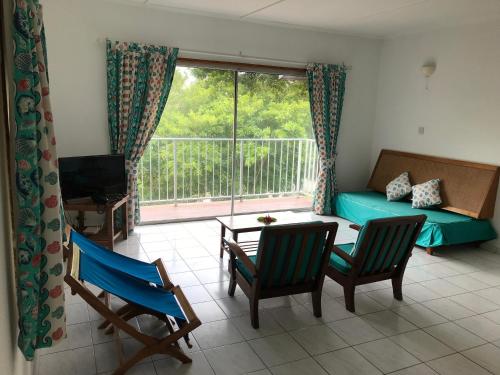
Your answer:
[107,40,178,227]
[12,0,66,360]
[307,63,347,215]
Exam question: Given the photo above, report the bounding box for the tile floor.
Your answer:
[36,215,500,375]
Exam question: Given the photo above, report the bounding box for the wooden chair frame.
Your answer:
[227,222,338,328]
[327,215,426,312]
[64,243,201,375]
[64,225,178,332]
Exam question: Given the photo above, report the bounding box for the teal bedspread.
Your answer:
[335,191,497,248]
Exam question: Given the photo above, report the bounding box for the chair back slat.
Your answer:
[279,234,297,287]
[354,215,426,277]
[265,234,284,288]
[377,224,408,273]
[304,233,323,281]
[371,224,402,274]
[358,226,385,274]
[256,222,337,289]
[292,233,310,284]
[383,224,413,271]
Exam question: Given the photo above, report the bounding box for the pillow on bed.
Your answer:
[412,179,442,208]
[386,172,412,201]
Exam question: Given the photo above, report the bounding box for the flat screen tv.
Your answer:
[59,154,126,201]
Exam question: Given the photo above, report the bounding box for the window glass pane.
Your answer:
[139,67,234,222]
[234,72,315,214]
[137,67,316,223]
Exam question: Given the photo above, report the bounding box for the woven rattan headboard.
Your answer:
[368,150,500,219]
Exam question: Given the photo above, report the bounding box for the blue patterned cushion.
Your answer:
[412,179,442,208]
[386,172,412,201]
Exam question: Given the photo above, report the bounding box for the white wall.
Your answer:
[372,23,500,250]
[42,0,381,192]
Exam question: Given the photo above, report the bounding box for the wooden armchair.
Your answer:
[327,215,426,312]
[227,222,338,328]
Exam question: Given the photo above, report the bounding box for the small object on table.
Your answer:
[257,215,276,225]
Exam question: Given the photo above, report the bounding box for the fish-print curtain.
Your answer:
[306,63,347,215]
[106,40,178,227]
[12,0,66,360]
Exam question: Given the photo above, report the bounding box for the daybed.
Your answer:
[336,150,499,254]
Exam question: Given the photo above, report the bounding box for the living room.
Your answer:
[1,1,500,375]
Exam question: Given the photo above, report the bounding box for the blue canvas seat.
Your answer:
[78,248,185,320]
[71,230,164,286]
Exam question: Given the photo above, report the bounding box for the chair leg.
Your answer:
[343,285,356,313]
[228,279,236,297]
[250,297,259,329]
[228,258,237,297]
[311,289,322,318]
[392,276,403,300]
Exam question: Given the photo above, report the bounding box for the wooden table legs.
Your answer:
[219,225,226,258]
[219,224,238,259]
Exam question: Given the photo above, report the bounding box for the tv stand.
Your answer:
[64,195,129,250]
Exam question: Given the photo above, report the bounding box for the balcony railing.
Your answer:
[138,137,318,205]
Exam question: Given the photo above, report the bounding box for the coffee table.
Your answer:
[216,211,336,258]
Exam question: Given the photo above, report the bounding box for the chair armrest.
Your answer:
[349,224,361,231]
[227,239,257,275]
[153,258,175,290]
[332,245,355,265]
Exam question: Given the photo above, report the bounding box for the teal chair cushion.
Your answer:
[235,255,257,283]
[328,225,368,274]
[329,243,355,274]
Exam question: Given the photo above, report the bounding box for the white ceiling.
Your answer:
[115,0,500,38]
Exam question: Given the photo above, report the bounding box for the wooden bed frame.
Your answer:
[368,149,499,219]
[367,150,499,255]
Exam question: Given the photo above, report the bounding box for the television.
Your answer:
[59,154,127,201]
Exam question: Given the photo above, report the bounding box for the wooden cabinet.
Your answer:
[64,195,128,249]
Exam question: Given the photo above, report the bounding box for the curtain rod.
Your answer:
[179,48,352,70]
[97,38,352,70]
[177,58,307,76]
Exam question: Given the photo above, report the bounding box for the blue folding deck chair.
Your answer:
[67,229,186,337]
[65,229,201,375]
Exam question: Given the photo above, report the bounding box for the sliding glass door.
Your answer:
[234,71,315,214]
[138,66,316,223]
[138,67,235,221]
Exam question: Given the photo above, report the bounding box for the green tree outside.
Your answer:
[138,67,316,204]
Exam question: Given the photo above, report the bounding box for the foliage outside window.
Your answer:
[138,67,317,204]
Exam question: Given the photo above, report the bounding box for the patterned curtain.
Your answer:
[307,63,347,215]
[12,0,66,360]
[107,40,178,227]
